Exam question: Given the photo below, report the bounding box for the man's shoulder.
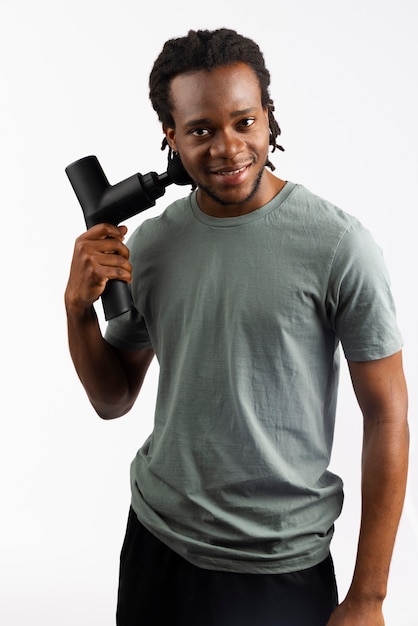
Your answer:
[286,183,363,235]
[128,193,193,249]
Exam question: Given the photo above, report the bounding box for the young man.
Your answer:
[65,29,409,625]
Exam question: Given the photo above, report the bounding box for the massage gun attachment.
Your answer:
[65,154,192,320]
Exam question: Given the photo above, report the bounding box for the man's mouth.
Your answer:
[217,165,248,176]
[211,164,251,177]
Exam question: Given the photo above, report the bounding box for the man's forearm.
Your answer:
[327,408,409,624]
[66,304,134,418]
[346,414,409,605]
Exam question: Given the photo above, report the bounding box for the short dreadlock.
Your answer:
[149,28,284,171]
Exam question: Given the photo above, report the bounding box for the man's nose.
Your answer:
[209,130,246,159]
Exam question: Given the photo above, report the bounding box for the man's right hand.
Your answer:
[65,224,131,314]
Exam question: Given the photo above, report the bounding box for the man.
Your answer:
[65,29,409,625]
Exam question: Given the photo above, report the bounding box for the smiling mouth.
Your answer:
[213,165,250,177]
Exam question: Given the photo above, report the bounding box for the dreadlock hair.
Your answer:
[149,28,284,171]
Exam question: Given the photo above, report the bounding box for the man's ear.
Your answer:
[163,124,177,152]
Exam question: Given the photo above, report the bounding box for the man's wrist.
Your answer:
[345,586,386,607]
[65,298,97,324]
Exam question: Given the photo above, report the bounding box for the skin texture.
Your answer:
[65,62,409,624]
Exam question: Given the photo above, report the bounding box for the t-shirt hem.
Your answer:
[178,545,332,575]
[343,339,403,362]
[104,333,152,351]
[131,500,332,575]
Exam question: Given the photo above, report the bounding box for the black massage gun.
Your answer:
[65,154,192,320]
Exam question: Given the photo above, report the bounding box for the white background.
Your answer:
[1,1,417,624]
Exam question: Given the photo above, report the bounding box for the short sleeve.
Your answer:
[326,224,402,361]
[105,304,152,351]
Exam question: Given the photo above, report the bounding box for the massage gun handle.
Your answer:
[102,280,132,320]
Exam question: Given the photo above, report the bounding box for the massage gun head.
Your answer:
[65,154,193,229]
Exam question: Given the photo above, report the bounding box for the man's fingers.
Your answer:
[83,223,128,241]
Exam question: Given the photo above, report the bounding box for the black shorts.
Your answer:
[116,507,338,626]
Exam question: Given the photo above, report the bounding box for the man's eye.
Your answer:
[240,118,256,128]
[191,128,210,137]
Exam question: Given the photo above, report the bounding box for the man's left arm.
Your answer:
[327,350,409,625]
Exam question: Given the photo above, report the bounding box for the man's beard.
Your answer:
[197,164,265,208]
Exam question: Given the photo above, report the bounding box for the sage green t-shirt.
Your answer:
[105,182,402,573]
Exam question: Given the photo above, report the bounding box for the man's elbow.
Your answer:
[89,395,135,420]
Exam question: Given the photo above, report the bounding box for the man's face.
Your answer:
[164,63,276,217]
